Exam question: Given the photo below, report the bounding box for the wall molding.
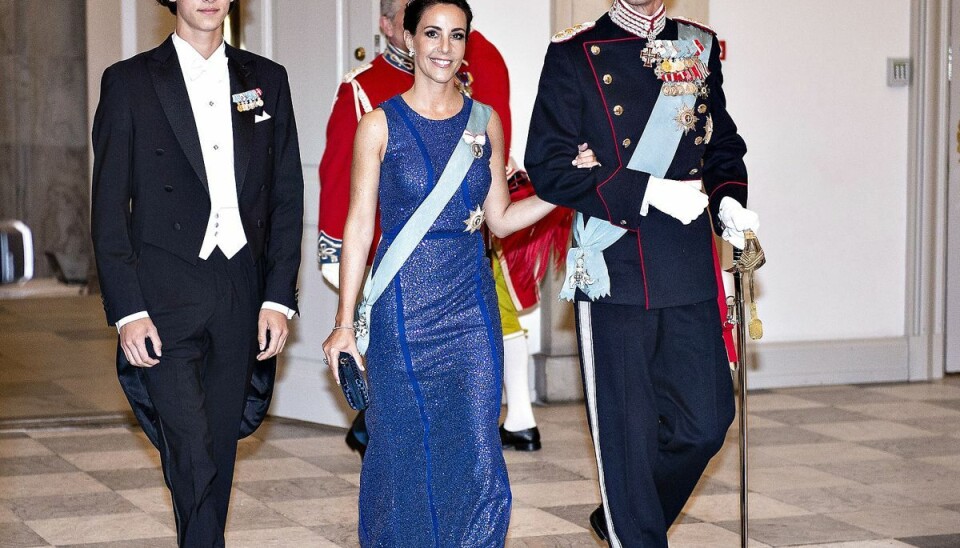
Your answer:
[906,0,950,381]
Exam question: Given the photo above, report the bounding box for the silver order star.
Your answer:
[463,205,485,233]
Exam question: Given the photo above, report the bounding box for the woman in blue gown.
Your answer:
[322,1,598,545]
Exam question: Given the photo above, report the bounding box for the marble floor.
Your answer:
[3,380,960,547]
[0,295,130,424]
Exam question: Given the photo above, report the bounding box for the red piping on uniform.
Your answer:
[584,38,651,307]
[636,233,651,310]
[583,40,633,223]
[709,181,747,200]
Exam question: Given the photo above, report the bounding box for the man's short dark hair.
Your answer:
[156,0,237,16]
[403,0,472,36]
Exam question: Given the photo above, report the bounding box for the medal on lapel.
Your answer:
[232,88,264,112]
[648,39,711,97]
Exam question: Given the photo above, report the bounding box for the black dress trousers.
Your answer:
[574,299,735,547]
[134,244,261,548]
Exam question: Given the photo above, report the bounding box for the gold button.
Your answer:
[603,74,613,85]
[689,168,700,175]
[622,138,632,148]
[620,220,627,226]
[695,136,704,145]
[591,45,601,55]
[613,105,624,116]
[698,104,708,114]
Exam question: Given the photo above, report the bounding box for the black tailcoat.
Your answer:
[91,36,304,445]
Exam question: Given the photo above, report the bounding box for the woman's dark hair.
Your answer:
[402,0,472,36]
[156,0,237,16]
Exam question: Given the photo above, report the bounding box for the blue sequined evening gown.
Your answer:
[358,95,511,547]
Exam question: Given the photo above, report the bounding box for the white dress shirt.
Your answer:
[116,33,293,330]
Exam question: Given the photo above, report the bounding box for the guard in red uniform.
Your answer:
[318,0,567,455]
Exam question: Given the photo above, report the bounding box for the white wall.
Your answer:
[710,0,910,341]
[710,0,913,385]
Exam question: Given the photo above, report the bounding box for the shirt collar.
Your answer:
[609,0,667,39]
[172,32,228,82]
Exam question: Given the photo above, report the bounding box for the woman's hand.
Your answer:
[572,142,601,169]
[322,327,364,385]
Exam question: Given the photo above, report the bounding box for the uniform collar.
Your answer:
[383,43,414,75]
[172,32,228,81]
[609,1,667,39]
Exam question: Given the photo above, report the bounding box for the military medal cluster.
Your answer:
[641,38,711,98]
[232,88,264,112]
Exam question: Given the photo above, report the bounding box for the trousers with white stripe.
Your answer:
[575,299,735,547]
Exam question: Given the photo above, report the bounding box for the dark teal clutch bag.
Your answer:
[338,353,369,411]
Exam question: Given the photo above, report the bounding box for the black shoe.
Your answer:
[345,411,368,459]
[499,425,542,451]
[589,505,607,541]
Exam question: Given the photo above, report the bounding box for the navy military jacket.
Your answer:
[526,15,748,309]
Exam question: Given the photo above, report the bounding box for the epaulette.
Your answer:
[673,17,717,36]
[342,62,373,84]
[552,21,596,43]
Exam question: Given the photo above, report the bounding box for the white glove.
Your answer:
[321,263,341,289]
[640,176,708,225]
[718,196,760,250]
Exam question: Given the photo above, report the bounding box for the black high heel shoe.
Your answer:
[345,410,369,459]
[589,505,607,541]
[499,425,542,451]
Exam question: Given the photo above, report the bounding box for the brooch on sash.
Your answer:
[463,205,485,233]
[232,88,264,112]
[642,39,711,97]
[462,130,486,159]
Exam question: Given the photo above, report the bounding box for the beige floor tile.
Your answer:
[797,541,913,548]
[339,472,361,487]
[755,442,899,465]
[0,472,109,499]
[502,451,539,464]
[117,487,172,514]
[0,503,18,523]
[919,454,960,469]
[510,480,600,508]
[506,507,586,538]
[831,506,960,537]
[800,420,937,442]
[765,484,919,515]
[233,457,332,482]
[680,492,810,523]
[267,495,358,527]
[748,394,826,412]
[0,438,53,459]
[865,383,960,401]
[223,526,337,547]
[744,415,788,428]
[839,401,960,420]
[550,458,598,481]
[667,522,768,547]
[268,437,356,457]
[60,449,160,471]
[746,466,861,493]
[875,478,960,505]
[25,511,173,545]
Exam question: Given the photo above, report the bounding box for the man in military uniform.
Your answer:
[526,0,760,545]
[318,0,548,455]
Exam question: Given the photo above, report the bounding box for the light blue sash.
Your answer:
[560,23,713,301]
[355,101,492,354]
